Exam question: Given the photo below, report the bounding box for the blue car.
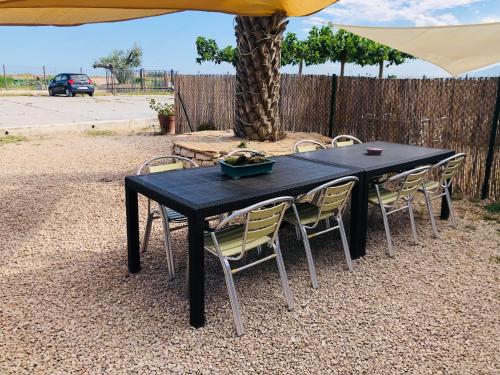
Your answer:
[48,73,95,97]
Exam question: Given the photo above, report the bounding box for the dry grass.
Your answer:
[0,133,498,374]
[0,135,28,145]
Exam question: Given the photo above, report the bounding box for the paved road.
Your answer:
[0,95,173,129]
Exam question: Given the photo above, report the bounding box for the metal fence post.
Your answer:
[481,76,500,199]
[140,68,145,90]
[2,64,7,91]
[327,74,338,138]
[42,65,47,89]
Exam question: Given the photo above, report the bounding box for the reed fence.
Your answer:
[174,74,499,199]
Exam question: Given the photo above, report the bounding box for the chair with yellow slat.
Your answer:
[369,166,431,257]
[137,155,199,280]
[292,139,327,153]
[331,135,362,148]
[205,196,295,336]
[418,153,466,237]
[283,176,359,289]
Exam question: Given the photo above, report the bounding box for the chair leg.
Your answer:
[299,225,319,289]
[445,187,458,227]
[324,218,331,229]
[380,206,395,257]
[294,225,301,241]
[407,200,418,245]
[256,245,263,256]
[221,259,244,336]
[141,212,155,253]
[274,238,294,311]
[423,192,439,238]
[338,217,353,272]
[159,207,175,281]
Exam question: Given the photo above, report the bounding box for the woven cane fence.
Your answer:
[174,74,499,199]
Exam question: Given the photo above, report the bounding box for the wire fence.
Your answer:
[174,74,500,199]
[0,65,176,92]
[0,65,102,90]
[104,69,176,93]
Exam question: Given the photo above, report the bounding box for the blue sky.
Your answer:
[1,0,499,77]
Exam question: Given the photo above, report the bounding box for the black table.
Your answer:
[292,141,455,255]
[125,156,361,328]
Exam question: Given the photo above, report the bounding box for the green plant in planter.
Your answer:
[149,98,174,117]
[223,151,268,166]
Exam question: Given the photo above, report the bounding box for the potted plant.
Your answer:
[219,150,275,179]
[149,98,175,134]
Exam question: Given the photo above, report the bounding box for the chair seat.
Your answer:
[418,180,440,192]
[368,188,400,205]
[284,202,335,225]
[204,225,271,257]
[165,208,187,222]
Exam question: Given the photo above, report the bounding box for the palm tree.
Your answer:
[234,13,288,141]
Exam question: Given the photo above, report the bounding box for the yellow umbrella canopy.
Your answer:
[0,0,339,26]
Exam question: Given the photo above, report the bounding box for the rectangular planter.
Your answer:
[219,159,275,179]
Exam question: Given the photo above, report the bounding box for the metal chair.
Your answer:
[205,196,295,336]
[369,166,431,257]
[137,155,199,280]
[283,176,358,289]
[418,153,466,237]
[293,140,327,153]
[331,135,362,148]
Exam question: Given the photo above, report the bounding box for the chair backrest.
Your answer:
[211,196,294,260]
[435,153,466,188]
[293,140,327,153]
[137,155,199,175]
[331,135,362,148]
[301,176,358,228]
[386,166,431,205]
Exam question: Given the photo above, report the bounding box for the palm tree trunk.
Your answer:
[234,13,288,141]
[340,60,346,77]
[378,61,384,78]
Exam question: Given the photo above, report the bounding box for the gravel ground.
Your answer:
[1,133,499,374]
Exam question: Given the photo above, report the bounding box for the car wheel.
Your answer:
[72,92,77,97]
[49,88,55,96]
[88,92,94,97]
[65,88,72,97]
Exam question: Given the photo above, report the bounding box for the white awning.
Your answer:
[334,23,500,76]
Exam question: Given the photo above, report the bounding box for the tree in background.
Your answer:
[195,25,413,140]
[362,42,414,78]
[305,26,335,67]
[93,44,142,83]
[196,37,237,66]
[281,32,309,74]
[197,32,311,75]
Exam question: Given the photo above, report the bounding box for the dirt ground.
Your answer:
[0,132,499,374]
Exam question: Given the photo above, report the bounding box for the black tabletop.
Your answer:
[126,156,360,216]
[292,141,454,175]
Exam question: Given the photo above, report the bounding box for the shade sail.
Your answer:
[334,23,500,76]
[0,0,339,26]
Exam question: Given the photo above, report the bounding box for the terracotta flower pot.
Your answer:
[158,115,176,135]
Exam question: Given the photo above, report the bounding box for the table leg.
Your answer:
[350,173,368,258]
[126,186,140,273]
[188,214,205,328]
[440,182,451,220]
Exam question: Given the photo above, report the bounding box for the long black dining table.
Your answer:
[291,141,455,254]
[125,141,454,329]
